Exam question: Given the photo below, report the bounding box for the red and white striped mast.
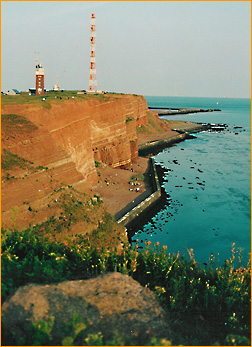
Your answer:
[89,13,97,92]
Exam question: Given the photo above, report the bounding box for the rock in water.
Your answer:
[1,272,171,345]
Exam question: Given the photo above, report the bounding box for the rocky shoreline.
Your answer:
[92,118,228,241]
[138,125,208,157]
[125,163,170,243]
[120,122,228,241]
[115,123,209,237]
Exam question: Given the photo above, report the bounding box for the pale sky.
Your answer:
[1,1,251,98]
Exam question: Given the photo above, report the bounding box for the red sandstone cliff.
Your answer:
[2,94,148,178]
[1,94,148,229]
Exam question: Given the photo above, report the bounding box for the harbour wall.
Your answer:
[117,158,161,226]
[138,125,209,157]
[117,124,209,231]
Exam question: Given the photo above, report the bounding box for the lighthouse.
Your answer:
[35,52,45,95]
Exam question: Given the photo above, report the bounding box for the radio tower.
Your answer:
[35,52,45,95]
[89,13,97,92]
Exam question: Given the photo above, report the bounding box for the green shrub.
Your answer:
[126,117,133,123]
[1,229,251,346]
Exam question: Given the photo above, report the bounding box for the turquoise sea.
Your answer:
[132,96,251,265]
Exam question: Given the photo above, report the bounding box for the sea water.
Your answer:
[132,96,251,265]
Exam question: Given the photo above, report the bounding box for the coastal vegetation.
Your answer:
[1,91,114,106]
[2,149,44,174]
[26,186,125,249]
[2,226,250,346]
[137,110,170,135]
[1,113,38,132]
[130,173,145,182]
[1,95,250,346]
[126,117,133,123]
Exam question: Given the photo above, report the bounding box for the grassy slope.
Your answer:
[137,110,170,135]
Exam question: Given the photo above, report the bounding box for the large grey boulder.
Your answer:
[2,272,171,345]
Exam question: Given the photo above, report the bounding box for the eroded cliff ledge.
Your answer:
[1,93,148,231]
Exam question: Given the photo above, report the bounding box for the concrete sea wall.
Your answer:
[138,125,209,157]
[117,158,161,226]
[118,124,209,229]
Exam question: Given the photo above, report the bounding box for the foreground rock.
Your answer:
[2,272,171,345]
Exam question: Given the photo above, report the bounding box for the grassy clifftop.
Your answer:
[1,90,108,105]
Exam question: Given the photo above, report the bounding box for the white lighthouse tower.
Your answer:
[35,52,45,95]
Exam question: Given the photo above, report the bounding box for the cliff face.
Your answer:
[2,94,147,180]
[1,94,148,227]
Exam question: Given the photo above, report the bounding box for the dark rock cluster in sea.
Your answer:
[129,121,245,246]
[127,163,174,244]
[203,122,245,134]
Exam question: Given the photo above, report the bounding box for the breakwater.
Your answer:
[149,107,221,116]
[138,124,209,157]
[117,123,211,238]
[117,158,161,227]
[117,124,209,228]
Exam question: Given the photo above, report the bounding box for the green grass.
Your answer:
[1,114,38,134]
[1,149,44,174]
[2,149,32,171]
[1,91,111,106]
[137,111,169,135]
[1,229,251,346]
[15,186,125,249]
[146,111,164,133]
[130,173,145,181]
[136,124,152,134]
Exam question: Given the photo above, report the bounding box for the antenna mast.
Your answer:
[89,13,97,92]
[35,51,39,67]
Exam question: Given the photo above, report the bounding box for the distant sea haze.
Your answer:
[133,96,251,265]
